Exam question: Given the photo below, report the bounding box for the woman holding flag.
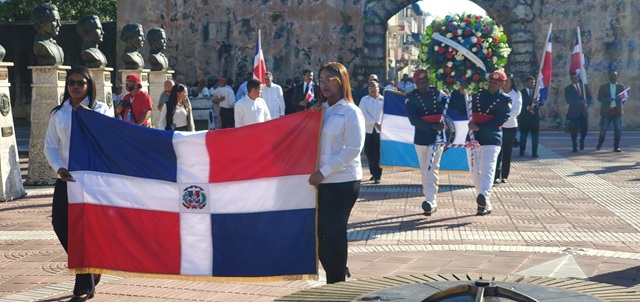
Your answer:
[308,62,364,284]
[44,66,114,302]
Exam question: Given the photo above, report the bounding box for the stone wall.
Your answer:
[116,0,640,130]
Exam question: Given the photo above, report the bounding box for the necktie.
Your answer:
[304,83,309,95]
[576,84,581,96]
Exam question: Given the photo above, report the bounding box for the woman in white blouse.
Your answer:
[495,73,522,184]
[44,66,114,302]
[158,84,195,131]
[308,62,365,284]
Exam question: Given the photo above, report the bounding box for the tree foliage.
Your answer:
[0,0,117,22]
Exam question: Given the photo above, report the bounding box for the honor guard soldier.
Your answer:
[406,69,449,216]
[467,70,512,215]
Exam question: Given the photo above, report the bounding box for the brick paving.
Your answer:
[0,131,639,301]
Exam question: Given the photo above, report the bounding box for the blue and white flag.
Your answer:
[380,91,469,171]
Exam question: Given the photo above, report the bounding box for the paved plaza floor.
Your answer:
[1,131,639,301]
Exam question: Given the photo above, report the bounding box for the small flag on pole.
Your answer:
[535,27,553,106]
[570,27,587,85]
[253,29,266,84]
[618,87,630,105]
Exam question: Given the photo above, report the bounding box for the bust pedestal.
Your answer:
[120,69,150,94]
[91,67,114,113]
[26,65,70,185]
[148,70,174,127]
[0,62,26,200]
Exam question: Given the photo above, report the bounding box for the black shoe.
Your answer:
[422,201,437,216]
[501,179,508,184]
[476,194,491,215]
[532,154,539,158]
[494,179,500,184]
[69,293,94,302]
[572,149,578,153]
[369,176,374,181]
[345,266,351,278]
[373,179,380,184]
[579,142,584,150]
[596,143,602,151]
[614,148,621,152]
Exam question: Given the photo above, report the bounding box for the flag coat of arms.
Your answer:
[67,109,321,281]
[380,91,469,171]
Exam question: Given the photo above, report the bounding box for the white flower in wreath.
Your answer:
[446,61,453,67]
[458,37,464,42]
[492,56,498,63]
[453,82,461,90]
[461,22,466,27]
[482,16,491,22]
[457,29,463,36]
[451,71,456,76]
[438,69,444,74]
[446,33,453,38]
[435,17,443,22]
[475,31,482,37]
[441,26,446,30]
[472,47,478,52]
[482,49,488,54]
[455,53,464,61]
[434,46,439,51]
[482,42,489,48]
[471,36,478,44]
[466,69,472,77]
[492,31,501,38]
[452,21,458,26]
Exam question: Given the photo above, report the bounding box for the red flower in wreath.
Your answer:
[446,52,453,58]
[446,77,453,83]
[464,17,471,23]
[486,51,493,58]
[473,74,481,81]
[438,47,445,54]
[445,67,451,74]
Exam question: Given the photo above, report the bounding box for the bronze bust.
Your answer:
[32,3,64,66]
[77,15,108,68]
[0,43,5,62]
[120,23,145,70]
[147,27,169,71]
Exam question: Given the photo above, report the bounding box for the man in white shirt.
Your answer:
[397,74,416,93]
[262,72,285,119]
[358,79,384,183]
[234,79,271,127]
[211,78,236,128]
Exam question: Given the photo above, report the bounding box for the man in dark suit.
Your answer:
[565,73,592,152]
[596,71,625,152]
[292,69,318,112]
[517,76,541,157]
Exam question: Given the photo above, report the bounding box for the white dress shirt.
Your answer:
[502,89,522,128]
[319,99,365,183]
[234,96,271,127]
[211,85,236,108]
[157,103,189,130]
[358,94,384,134]
[44,98,114,175]
[262,83,285,118]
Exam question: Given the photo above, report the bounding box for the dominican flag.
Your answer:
[536,28,553,105]
[379,91,469,171]
[569,27,587,84]
[618,87,630,105]
[67,109,320,281]
[253,29,266,84]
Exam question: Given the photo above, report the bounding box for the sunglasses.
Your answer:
[318,76,341,86]
[67,79,87,87]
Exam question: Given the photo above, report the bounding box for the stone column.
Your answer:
[148,70,174,127]
[120,69,150,93]
[91,67,115,112]
[26,65,70,185]
[0,62,26,200]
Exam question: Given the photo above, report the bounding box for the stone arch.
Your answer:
[357,0,538,84]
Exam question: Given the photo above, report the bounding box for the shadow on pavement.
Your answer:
[570,162,640,177]
[589,266,640,287]
[0,201,51,212]
[348,213,475,242]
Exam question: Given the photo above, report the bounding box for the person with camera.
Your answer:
[157,84,195,131]
[116,74,152,127]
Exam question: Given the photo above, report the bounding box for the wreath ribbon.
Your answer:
[432,32,487,72]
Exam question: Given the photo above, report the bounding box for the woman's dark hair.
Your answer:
[164,84,188,130]
[51,66,96,113]
[507,73,518,92]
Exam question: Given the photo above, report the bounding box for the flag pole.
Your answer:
[531,23,553,111]
[576,27,588,103]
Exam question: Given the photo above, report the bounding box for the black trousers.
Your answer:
[220,107,235,128]
[52,180,97,296]
[568,115,588,149]
[519,122,539,155]
[318,181,360,284]
[364,132,382,179]
[496,127,516,180]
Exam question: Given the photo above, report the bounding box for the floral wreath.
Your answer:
[418,14,511,93]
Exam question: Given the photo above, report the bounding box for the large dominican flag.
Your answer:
[253,29,266,84]
[380,91,469,171]
[67,109,320,281]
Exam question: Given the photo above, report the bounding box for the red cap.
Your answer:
[489,70,507,81]
[218,78,227,84]
[413,69,428,84]
[126,74,141,84]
